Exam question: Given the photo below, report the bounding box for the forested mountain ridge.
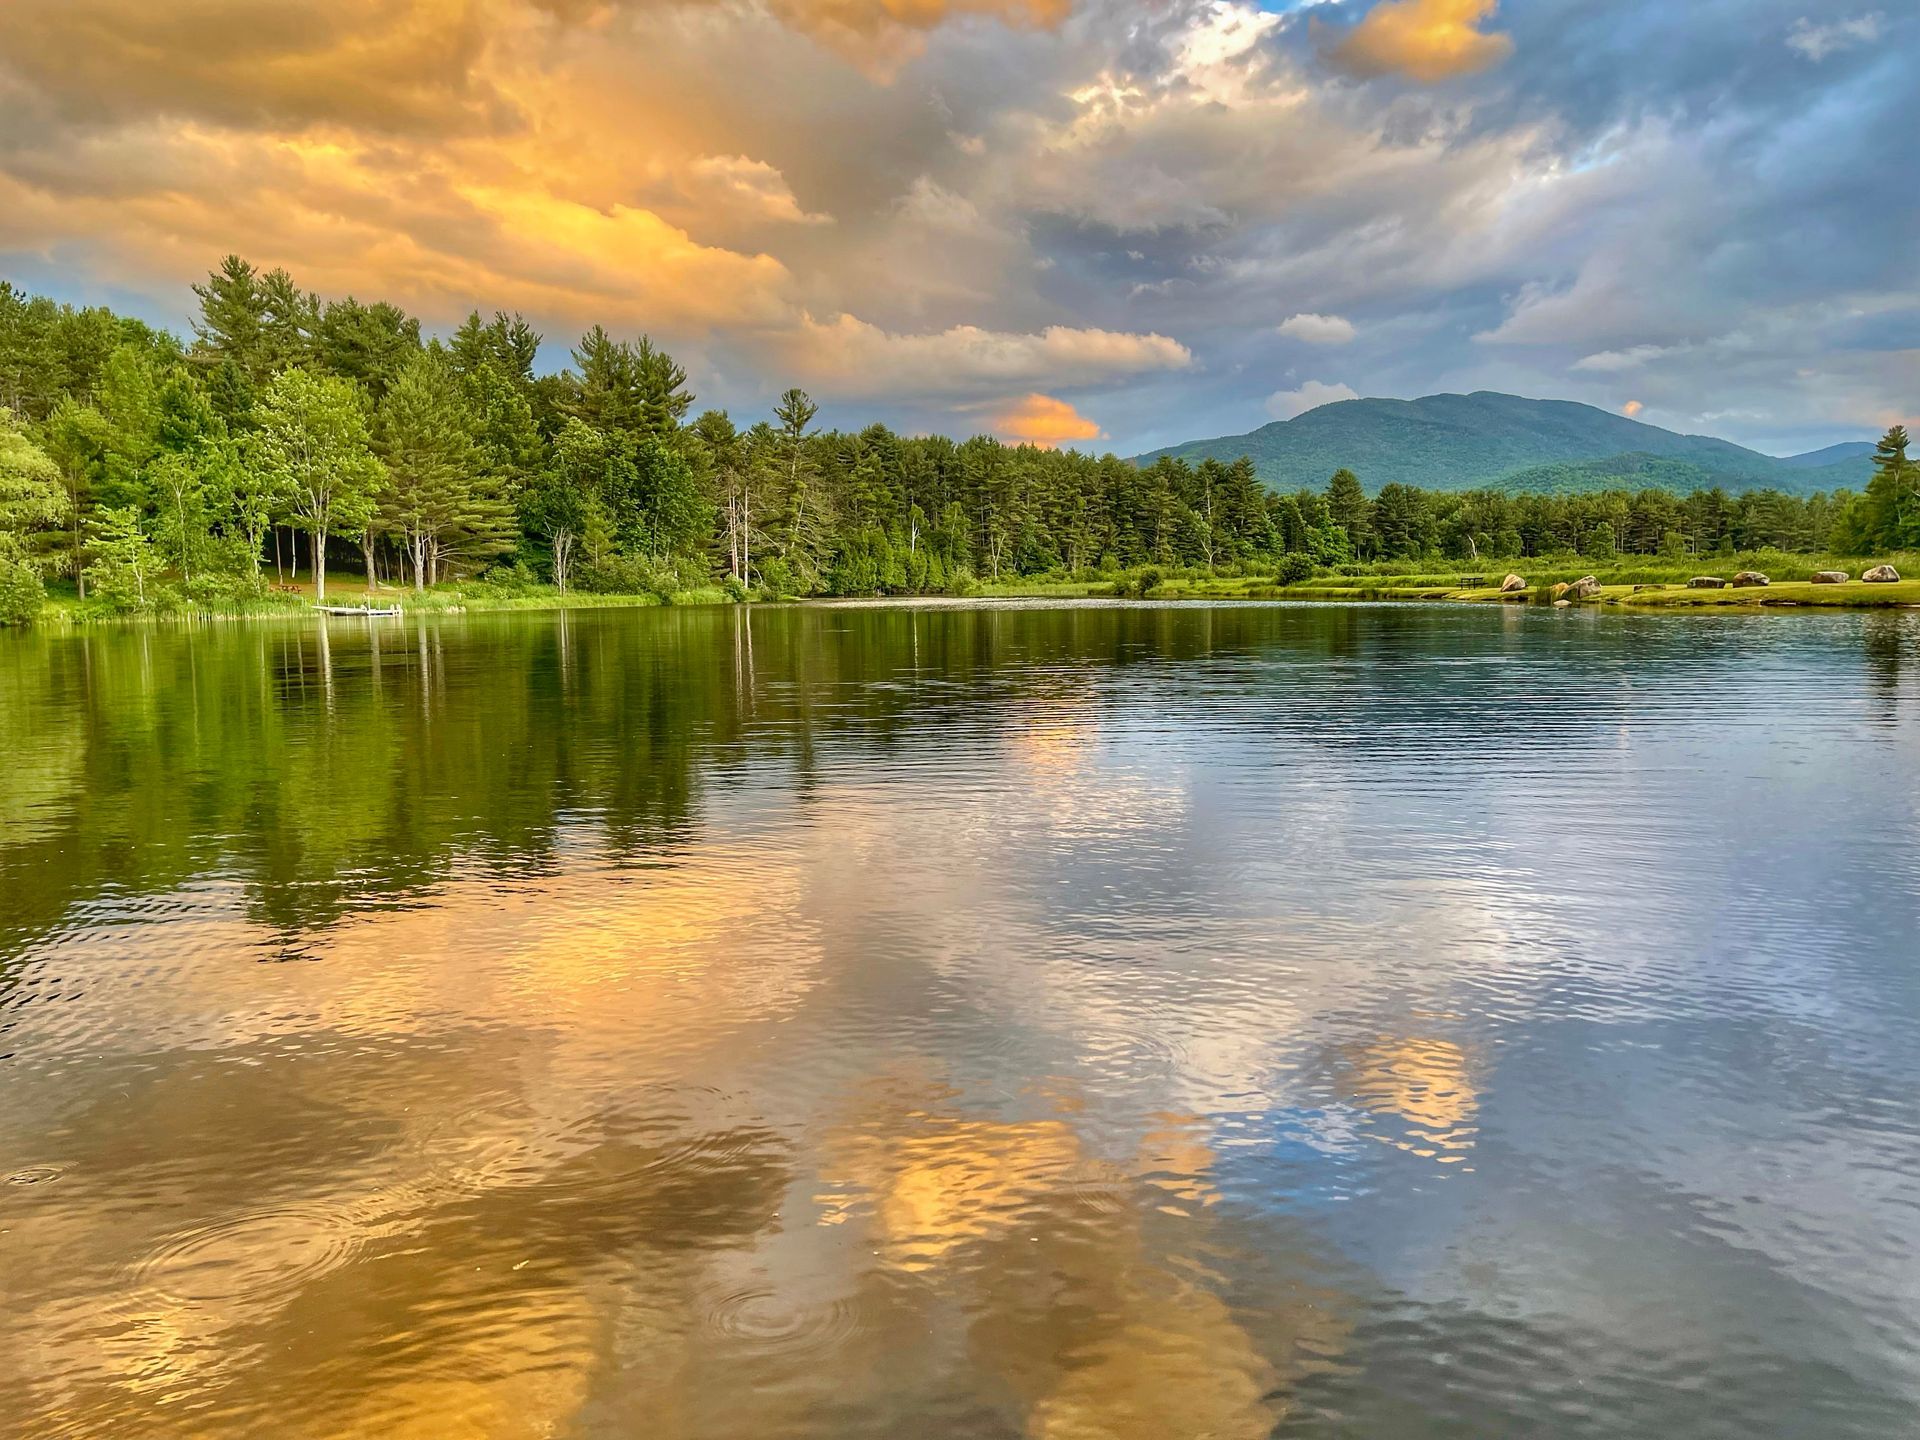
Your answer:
[1134,392,1874,495]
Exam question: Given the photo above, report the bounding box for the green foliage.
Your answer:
[376,348,515,586]
[1274,552,1315,585]
[0,534,45,625]
[1857,425,1919,552]
[574,552,703,600]
[83,506,156,611]
[250,367,383,599]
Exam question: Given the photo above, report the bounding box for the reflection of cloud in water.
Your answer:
[814,1075,1346,1438]
[0,842,820,1437]
[1342,1036,1479,1163]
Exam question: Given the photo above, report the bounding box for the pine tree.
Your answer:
[1325,468,1371,556]
[376,350,499,588]
[191,255,268,379]
[1862,425,1916,550]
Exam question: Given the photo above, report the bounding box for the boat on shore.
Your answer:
[315,604,403,617]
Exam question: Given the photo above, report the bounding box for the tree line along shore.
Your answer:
[3,256,1917,626]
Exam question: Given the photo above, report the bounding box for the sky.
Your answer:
[0,0,1914,456]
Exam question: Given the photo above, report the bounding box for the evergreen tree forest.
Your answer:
[2,258,1913,622]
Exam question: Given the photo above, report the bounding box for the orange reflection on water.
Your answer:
[1343,1036,1479,1162]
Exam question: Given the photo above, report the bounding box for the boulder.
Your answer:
[1499,573,1527,593]
[1633,584,1666,593]
[1732,571,1770,587]
[1568,575,1602,599]
[1688,576,1729,589]
[1552,599,1572,608]
[1863,564,1901,584]
[1811,570,1850,584]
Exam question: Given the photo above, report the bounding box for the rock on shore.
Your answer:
[1864,565,1901,583]
[1732,571,1770,587]
[1500,574,1527,593]
[1689,577,1730,589]
[1812,571,1850,584]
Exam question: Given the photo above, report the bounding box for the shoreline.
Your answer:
[14,574,1920,630]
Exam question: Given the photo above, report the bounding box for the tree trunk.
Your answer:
[314,530,327,601]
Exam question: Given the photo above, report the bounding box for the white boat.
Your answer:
[315,604,403,616]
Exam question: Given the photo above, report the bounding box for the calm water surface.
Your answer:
[4,601,1920,1438]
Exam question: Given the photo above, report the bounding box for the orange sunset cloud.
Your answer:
[989,392,1103,448]
[1328,0,1514,82]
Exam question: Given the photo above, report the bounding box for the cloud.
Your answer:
[1786,13,1883,61]
[1278,312,1357,345]
[0,0,514,136]
[1265,379,1359,420]
[984,392,1104,447]
[1572,345,1671,373]
[1621,399,1644,417]
[788,313,1192,396]
[675,156,833,227]
[1325,0,1515,83]
[766,0,1074,64]
[0,130,800,335]
[1,0,1914,455]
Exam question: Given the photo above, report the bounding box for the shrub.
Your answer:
[469,560,540,596]
[575,553,690,600]
[0,546,45,626]
[1273,552,1315,586]
[183,570,268,607]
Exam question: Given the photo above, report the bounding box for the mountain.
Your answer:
[1132,391,1872,496]
[1778,441,1875,469]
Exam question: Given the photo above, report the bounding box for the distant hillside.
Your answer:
[1778,441,1875,470]
[1133,391,1871,496]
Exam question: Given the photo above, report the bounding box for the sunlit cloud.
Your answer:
[788,313,1191,396]
[1266,379,1358,420]
[1621,399,1644,417]
[983,392,1104,447]
[1324,0,1514,83]
[1278,312,1356,345]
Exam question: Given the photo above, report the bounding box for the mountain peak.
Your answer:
[1131,391,1871,496]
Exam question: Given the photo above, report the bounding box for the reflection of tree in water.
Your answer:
[1860,612,1916,721]
[4,607,1241,951]
[0,604,1844,959]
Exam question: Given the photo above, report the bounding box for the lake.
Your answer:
[3,600,1919,1438]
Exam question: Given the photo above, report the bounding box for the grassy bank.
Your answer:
[29,572,731,624]
[17,551,1920,627]
[978,551,1920,610]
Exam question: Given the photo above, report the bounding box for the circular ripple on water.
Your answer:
[1073,1025,1184,1079]
[132,1205,362,1305]
[6,1164,63,1187]
[702,1284,863,1362]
